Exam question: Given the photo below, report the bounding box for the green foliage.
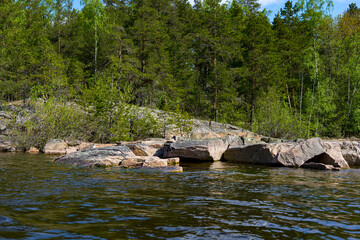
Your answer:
[12,98,92,150]
[2,0,360,140]
[253,88,299,139]
[80,76,163,142]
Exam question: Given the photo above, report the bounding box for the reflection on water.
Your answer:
[0,153,360,239]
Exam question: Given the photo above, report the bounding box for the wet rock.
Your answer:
[301,162,340,171]
[143,158,168,168]
[54,145,136,167]
[43,139,68,154]
[223,138,349,170]
[163,138,228,161]
[276,138,325,167]
[120,158,144,168]
[223,144,266,164]
[166,157,180,165]
[119,156,168,168]
[53,144,182,172]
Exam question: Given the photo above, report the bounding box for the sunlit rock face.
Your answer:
[223,138,350,170]
[53,145,181,171]
[162,139,229,161]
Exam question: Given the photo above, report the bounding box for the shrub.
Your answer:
[253,88,300,139]
[12,98,92,150]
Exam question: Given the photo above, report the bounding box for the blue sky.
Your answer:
[254,0,360,19]
[73,0,359,20]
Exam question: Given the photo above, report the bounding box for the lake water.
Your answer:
[0,153,360,239]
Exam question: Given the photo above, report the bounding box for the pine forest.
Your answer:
[1,0,360,142]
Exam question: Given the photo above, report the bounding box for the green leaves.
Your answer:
[2,0,360,139]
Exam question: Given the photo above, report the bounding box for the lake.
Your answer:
[0,153,359,239]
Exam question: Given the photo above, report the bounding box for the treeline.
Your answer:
[1,0,360,139]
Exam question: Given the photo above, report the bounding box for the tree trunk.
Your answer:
[286,83,291,110]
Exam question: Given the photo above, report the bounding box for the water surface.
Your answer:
[0,153,359,239]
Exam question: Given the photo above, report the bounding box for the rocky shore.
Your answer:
[48,136,360,171]
[1,102,360,171]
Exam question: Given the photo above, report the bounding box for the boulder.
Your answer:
[163,138,228,161]
[223,138,349,170]
[322,142,350,169]
[167,157,180,165]
[301,162,340,171]
[126,143,160,156]
[143,158,168,168]
[120,158,144,168]
[43,139,68,154]
[337,141,360,166]
[119,156,170,168]
[53,145,136,167]
[275,138,325,167]
[0,141,15,152]
[223,144,266,164]
[53,146,180,171]
[27,147,40,154]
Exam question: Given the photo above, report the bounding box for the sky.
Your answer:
[73,0,360,21]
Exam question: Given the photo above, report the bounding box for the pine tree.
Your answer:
[241,8,281,128]
[129,0,172,107]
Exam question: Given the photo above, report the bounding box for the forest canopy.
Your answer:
[1,0,360,139]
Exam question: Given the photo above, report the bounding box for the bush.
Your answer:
[12,98,92,150]
[253,88,300,139]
